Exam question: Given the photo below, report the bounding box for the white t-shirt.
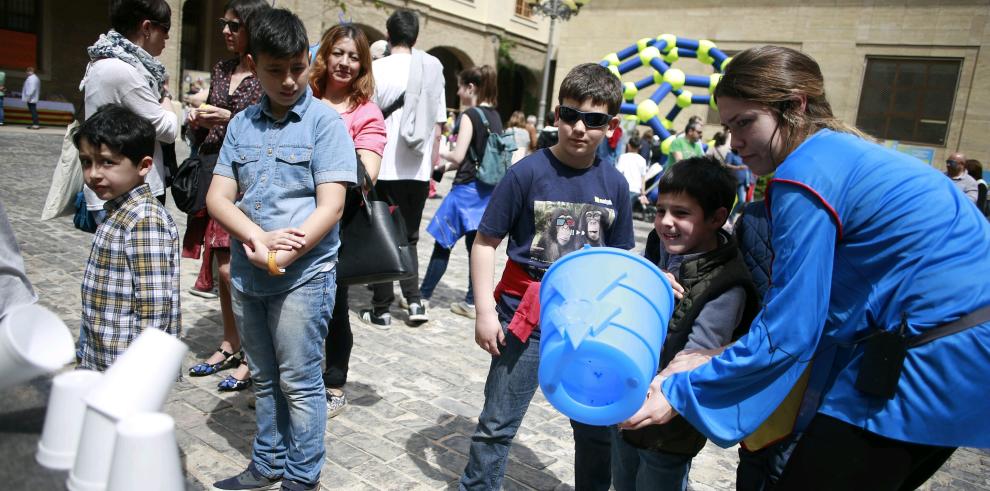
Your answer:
[372,53,446,181]
[615,152,647,193]
[82,58,178,209]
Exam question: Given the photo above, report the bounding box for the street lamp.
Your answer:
[529,0,590,126]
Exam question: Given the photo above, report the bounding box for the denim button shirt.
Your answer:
[215,87,356,295]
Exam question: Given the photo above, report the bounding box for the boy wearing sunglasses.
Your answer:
[460,63,636,490]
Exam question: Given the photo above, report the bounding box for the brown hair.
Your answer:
[558,63,622,115]
[507,110,526,128]
[310,24,374,105]
[713,45,871,158]
[459,65,497,106]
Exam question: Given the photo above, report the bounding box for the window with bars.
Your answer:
[0,0,40,70]
[855,57,961,146]
[0,0,38,33]
[515,0,534,18]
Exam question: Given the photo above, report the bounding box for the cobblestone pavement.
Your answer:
[0,125,986,490]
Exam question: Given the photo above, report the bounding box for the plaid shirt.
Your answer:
[79,184,181,371]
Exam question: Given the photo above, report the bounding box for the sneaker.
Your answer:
[189,287,219,299]
[450,301,476,319]
[326,388,347,418]
[280,479,318,491]
[360,309,391,329]
[407,301,429,325]
[212,464,280,490]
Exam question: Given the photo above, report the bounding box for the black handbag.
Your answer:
[171,152,218,214]
[336,167,416,286]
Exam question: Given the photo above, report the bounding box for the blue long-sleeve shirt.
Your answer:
[663,129,990,448]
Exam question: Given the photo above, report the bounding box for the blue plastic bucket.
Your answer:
[538,246,673,426]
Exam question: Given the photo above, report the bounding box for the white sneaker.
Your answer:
[450,301,476,319]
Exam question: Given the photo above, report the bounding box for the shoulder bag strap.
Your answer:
[908,304,990,348]
[467,107,491,164]
[380,92,405,120]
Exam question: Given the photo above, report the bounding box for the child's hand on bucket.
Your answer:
[618,375,678,430]
[662,271,685,300]
[475,311,505,356]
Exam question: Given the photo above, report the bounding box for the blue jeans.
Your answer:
[610,427,692,491]
[460,304,540,491]
[420,231,476,305]
[459,301,606,490]
[230,270,335,486]
[571,420,612,490]
[0,95,5,123]
[27,102,39,126]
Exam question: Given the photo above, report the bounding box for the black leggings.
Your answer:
[777,414,955,491]
[323,283,351,388]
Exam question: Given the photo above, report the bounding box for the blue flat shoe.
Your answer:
[217,353,252,392]
[189,348,237,377]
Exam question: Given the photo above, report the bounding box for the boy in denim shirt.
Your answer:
[207,9,355,491]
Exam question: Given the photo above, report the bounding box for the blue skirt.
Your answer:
[426,181,493,249]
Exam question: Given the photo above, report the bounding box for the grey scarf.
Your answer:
[79,30,167,95]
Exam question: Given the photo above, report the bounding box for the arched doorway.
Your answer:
[352,23,385,44]
[427,46,473,111]
[497,63,538,118]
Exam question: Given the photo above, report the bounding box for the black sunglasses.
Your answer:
[557,105,612,129]
[217,18,242,32]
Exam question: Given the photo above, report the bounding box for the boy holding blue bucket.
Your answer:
[612,156,759,490]
[462,63,635,490]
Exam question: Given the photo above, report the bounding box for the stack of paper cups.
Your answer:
[107,413,183,491]
[0,304,75,391]
[67,329,187,491]
[36,370,104,469]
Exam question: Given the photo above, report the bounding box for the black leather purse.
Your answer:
[336,166,416,286]
[171,152,218,214]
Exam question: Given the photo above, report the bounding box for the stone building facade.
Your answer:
[552,0,990,166]
[0,0,553,122]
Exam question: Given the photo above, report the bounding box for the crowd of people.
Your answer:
[3,0,985,490]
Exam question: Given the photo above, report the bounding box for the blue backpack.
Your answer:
[469,107,517,186]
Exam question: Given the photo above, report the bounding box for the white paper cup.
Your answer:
[107,413,183,491]
[0,304,74,391]
[67,406,117,491]
[67,329,187,491]
[85,328,187,419]
[36,370,104,470]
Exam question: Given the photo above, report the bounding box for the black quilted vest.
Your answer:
[623,229,760,456]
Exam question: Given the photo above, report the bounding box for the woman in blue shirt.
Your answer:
[620,45,990,489]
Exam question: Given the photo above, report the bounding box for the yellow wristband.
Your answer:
[267,250,285,276]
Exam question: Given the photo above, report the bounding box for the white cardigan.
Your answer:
[82,58,178,210]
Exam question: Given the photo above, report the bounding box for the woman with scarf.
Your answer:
[80,0,177,224]
[184,0,269,392]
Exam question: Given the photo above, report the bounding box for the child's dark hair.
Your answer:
[110,0,171,36]
[248,8,308,60]
[658,156,737,218]
[386,9,419,48]
[73,103,156,166]
[627,136,641,150]
[558,63,622,115]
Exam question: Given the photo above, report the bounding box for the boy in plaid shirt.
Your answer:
[75,103,180,371]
